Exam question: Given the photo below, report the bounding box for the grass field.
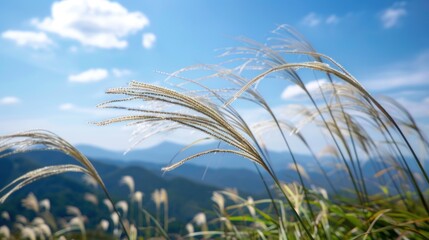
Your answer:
[1,25,428,239]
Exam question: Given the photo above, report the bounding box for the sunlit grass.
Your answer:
[1,25,428,239]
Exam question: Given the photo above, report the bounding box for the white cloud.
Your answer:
[59,103,112,116]
[59,103,75,111]
[281,79,328,100]
[363,50,429,91]
[0,96,20,105]
[302,13,321,27]
[380,2,407,29]
[142,33,156,49]
[302,13,340,27]
[32,0,149,49]
[111,68,131,77]
[1,30,53,49]
[367,69,429,91]
[326,15,339,25]
[68,68,109,83]
[395,98,429,119]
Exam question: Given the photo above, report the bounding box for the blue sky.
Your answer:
[0,0,428,152]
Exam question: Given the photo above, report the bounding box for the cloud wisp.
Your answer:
[301,13,339,27]
[281,79,328,100]
[363,50,429,91]
[59,103,113,117]
[0,96,21,105]
[32,0,149,49]
[142,33,156,49]
[380,2,407,29]
[325,15,339,25]
[112,68,132,78]
[1,31,53,49]
[68,68,109,83]
[395,97,429,119]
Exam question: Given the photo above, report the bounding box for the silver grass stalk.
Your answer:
[95,25,429,237]
[120,175,135,195]
[84,193,98,205]
[0,225,10,239]
[21,192,39,213]
[0,211,9,221]
[39,199,50,212]
[0,130,131,239]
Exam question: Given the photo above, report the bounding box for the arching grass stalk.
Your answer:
[273,26,370,203]
[224,61,429,214]
[225,29,428,207]
[162,61,319,226]
[97,26,428,238]
[170,69,295,224]
[96,81,316,239]
[222,35,368,209]
[0,130,131,240]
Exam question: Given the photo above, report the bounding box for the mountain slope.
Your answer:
[0,151,223,228]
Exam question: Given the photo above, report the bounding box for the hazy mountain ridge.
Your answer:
[76,143,363,194]
[76,142,318,170]
[0,151,222,230]
[2,145,427,230]
[77,143,429,195]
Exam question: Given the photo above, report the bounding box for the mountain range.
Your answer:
[76,142,317,170]
[1,143,427,232]
[76,143,333,194]
[0,150,220,232]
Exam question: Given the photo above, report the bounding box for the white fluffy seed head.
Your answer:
[32,217,45,225]
[211,192,225,212]
[13,222,24,231]
[16,215,28,224]
[66,206,82,217]
[120,175,135,194]
[1,211,10,221]
[111,212,119,227]
[115,201,128,216]
[130,224,137,240]
[160,188,168,204]
[38,223,52,237]
[84,193,99,205]
[69,217,85,233]
[103,199,114,212]
[82,175,98,188]
[318,187,328,200]
[21,193,39,213]
[193,212,206,226]
[152,189,162,209]
[21,227,36,240]
[133,191,144,203]
[33,227,43,238]
[186,223,194,234]
[39,199,51,212]
[100,219,109,231]
[0,225,10,238]
[246,197,256,217]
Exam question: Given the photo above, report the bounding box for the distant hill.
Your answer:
[76,143,349,194]
[76,142,319,171]
[76,143,429,196]
[0,151,222,231]
[2,147,426,231]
